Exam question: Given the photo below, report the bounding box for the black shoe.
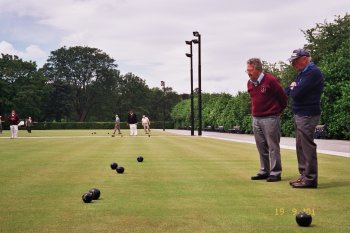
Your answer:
[251,174,269,180]
[292,181,317,189]
[266,175,281,182]
[289,177,303,186]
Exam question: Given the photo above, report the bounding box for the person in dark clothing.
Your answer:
[127,110,138,136]
[25,116,33,133]
[0,115,3,134]
[285,48,324,189]
[247,58,288,182]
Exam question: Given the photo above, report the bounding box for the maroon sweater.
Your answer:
[8,114,20,125]
[247,72,287,117]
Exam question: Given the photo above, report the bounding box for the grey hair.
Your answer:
[247,58,263,70]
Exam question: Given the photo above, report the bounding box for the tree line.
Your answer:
[171,14,349,139]
[0,47,182,124]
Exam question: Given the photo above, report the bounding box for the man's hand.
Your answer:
[290,81,297,90]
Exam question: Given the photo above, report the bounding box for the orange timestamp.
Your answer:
[275,208,315,216]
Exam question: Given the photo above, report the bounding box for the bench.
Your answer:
[314,124,326,139]
[178,126,193,130]
[228,126,241,134]
[203,125,214,131]
[214,126,225,132]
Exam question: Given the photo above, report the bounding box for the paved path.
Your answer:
[162,129,350,158]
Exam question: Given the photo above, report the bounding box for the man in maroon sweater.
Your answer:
[246,58,288,182]
[8,109,20,139]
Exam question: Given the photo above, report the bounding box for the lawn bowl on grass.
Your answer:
[89,188,101,200]
[82,192,93,203]
[296,211,312,227]
[110,162,118,170]
[116,166,124,174]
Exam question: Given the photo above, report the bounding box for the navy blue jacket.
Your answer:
[285,63,324,116]
[127,113,137,124]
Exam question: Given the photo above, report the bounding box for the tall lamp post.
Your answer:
[193,31,202,136]
[185,40,195,136]
[161,80,165,131]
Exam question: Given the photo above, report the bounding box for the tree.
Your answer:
[42,46,118,121]
[44,81,74,121]
[87,69,123,121]
[116,72,150,120]
[303,14,350,64]
[0,54,48,120]
[318,38,350,138]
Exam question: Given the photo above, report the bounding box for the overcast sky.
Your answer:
[0,0,348,94]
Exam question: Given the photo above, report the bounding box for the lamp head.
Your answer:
[192,39,199,44]
[185,40,192,45]
[186,53,192,57]
[193,31,200,37]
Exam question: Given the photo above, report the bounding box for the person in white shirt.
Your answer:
[141,115,151,134]
[113,114,121,135]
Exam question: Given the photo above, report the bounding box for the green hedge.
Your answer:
[27,121,174,130]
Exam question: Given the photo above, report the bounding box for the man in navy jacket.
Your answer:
[285,49,324,188]
[127,110,138,136]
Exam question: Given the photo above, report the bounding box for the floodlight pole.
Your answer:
[186,41,195,136]
[161,81,165,131]
[193,31,202,136]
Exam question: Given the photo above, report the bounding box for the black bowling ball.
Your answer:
[110,162,118,170]
[89,188,101,200]
[82,192,93,203]
[116,166,124,174]
[296,212,312,227]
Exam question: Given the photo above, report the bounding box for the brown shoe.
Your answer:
[289,178,303,186]
[292,181,317,189]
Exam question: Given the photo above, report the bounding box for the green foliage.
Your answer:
[42,46,119,122]
[171,92,253,133]
[0,54,49,120]
[171,98,193,128]
[303,14,350,64]
[319,38,350,138]
[39,46,181,123]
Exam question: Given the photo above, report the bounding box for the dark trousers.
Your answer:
[294,115,320,184]
[253,116,282,177]
[26,126,32,133]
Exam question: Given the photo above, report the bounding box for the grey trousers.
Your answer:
[253,116,282,177]
[294,115,320,183]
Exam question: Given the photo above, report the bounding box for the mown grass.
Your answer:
[0,129,349,233]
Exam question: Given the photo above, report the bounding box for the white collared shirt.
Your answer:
[250,72,265,86]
